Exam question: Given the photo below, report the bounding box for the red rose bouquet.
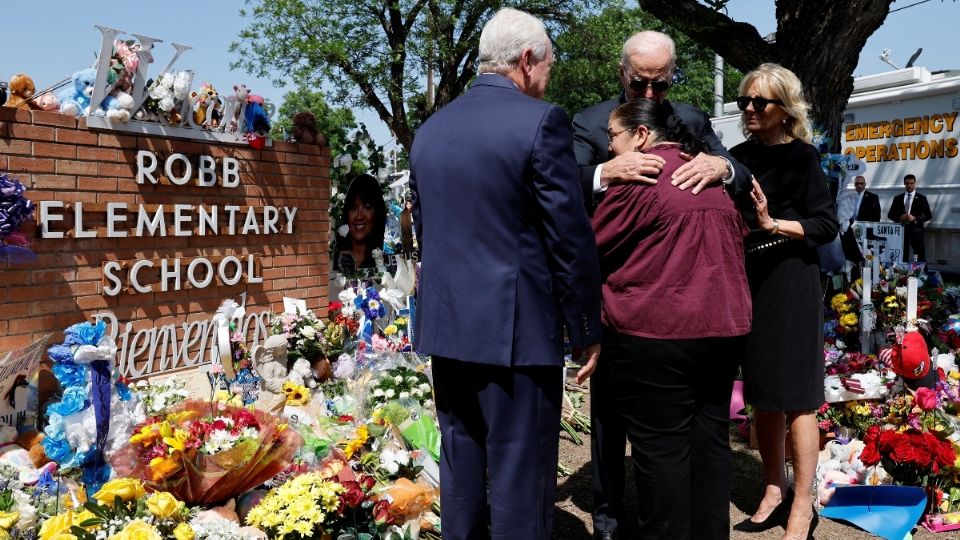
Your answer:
[860,424,956,486]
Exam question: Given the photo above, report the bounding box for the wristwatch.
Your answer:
[769,219,780,235]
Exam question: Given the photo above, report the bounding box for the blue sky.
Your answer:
[2,1,957,147]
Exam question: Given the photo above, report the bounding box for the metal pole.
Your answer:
[714,53,724,117]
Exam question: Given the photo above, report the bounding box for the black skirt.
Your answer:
[742,242,825,411]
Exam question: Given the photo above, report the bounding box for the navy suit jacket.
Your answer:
[856,190,882,222]
[572,94,751,210]
[410,74,602,367]
[887,191,932,228]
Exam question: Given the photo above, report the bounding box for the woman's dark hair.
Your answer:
[610,98,703,155]
[339,173,387,253]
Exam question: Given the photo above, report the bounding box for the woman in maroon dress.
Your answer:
[591,98,751,539]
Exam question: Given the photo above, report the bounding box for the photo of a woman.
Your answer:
[336,173,387,273]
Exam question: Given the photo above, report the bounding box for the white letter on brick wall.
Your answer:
[107,203,128,238]
[222,157,240,188]
[103,261,123,296]
[39,200,65,238]
[198,155,216,187]
[137,150,159,184]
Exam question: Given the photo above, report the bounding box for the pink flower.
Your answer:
[916,387,938,411]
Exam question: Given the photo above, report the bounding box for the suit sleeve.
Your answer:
[915,195,932,225]
[533,105,603,348]
[691,107,752,198]
[888,195,903,222]
[796,145,840,248]
[572,109,602,208]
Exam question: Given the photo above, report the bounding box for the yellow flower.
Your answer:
[130,424,161,446]
[831,293,850,313]
[39,511,75,540]
[840,313,859,328]
[282,381,298,395]
[146,492,183,519]
[75,510,99,529]
[163,428,190,453]
[394,317,407,326]
[0,512,18,531]
[384,324,398,336]
[214,390,243,407]
[94,478,146,506]
[173,523,195,540]
[149,456,182,482]
[109,519,162,540]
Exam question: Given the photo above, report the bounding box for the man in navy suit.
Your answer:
[888,173,932,262]
[854,175,882,222]
[410,8,602,539]
[572,31,751,540]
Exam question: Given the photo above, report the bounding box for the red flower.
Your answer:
[372,499,395,525]
[860,426,882,466]
[328,301,343,316]
[915,387,938,411]
[359,474,376,492]
[340,481,366,508]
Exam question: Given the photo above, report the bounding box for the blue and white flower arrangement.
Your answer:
[41,321,144,489]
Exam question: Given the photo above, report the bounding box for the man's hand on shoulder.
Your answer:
[600,152,664,189]
[672,153,729,194]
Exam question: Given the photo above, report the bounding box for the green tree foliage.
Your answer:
[546,4,742,118]
[638,0,896,147]
[232,0,597,153]
[270,86,357,151]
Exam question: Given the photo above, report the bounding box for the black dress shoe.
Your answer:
[732,488,794,533]
[593,529,618,540]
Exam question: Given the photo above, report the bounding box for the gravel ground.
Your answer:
[551,381,943,539]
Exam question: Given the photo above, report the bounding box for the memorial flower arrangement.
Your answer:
[114,401,301,504]
[859,424,957,487]
[39,478,195,540]
[0,463,56,539]
[368,367,432,410]
[42,321,144,490]
[271,310,327,363]
[132,379,190,416]
[322,301,361,359]
[816,400,885,437]
[0,172,36,263]
[245,471,399,540]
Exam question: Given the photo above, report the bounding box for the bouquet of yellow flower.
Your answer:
[39,478,195,540]
[112,400,302,504]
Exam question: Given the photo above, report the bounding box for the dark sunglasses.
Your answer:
[629,78,671,93]
[736,96,784,111]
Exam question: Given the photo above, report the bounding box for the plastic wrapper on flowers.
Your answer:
[110,400,302,504]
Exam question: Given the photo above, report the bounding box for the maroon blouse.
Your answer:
[591,144,752,339]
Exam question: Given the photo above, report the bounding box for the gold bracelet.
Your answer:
[769,219,780,235]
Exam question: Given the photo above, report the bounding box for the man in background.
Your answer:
[853,175,882,222]
[888,173,931,262]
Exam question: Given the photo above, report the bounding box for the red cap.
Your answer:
[890,330,931,379]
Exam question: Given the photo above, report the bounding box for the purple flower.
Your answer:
[0,173,34,238]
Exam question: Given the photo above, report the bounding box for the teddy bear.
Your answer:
[30,92,59,111]
[4,73,35,110]
[286,357,317,389]
[0,82,7,107]
[57,68,97,116]
[245,93,270,135]
[191,82,223,127]
[227,84,251,132]
[291,111,325,145]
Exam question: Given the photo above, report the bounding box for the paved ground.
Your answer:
[552,385,943,539]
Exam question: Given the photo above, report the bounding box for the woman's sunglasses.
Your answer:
[736,96,784,111]
[629,78,671,93]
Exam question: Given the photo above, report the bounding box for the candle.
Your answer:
[862,267,871,306]
[907,277,918,323]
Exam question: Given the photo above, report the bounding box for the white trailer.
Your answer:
[711,67,960,271]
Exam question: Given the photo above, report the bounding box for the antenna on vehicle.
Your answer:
[905,47,923,68]
[879,49,901,70]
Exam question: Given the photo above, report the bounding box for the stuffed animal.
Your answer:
[95,89,136,122]
[30,92,59,111]
[227,84,250,132]
[15,430,51,468]
[0,82,7,107]
[191,82,223,127]
[4,73,35,110]
[291,111,324,145]
[286,357,317,389]
[57,68,97,116]
[245,93,270,135]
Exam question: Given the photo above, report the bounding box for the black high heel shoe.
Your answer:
[732,488,794,533]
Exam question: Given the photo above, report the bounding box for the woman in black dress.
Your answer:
[730,64,838,540]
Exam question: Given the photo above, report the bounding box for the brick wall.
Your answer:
[0,107,331,357]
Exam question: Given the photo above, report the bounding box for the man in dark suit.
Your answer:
[888,173,932,262]
[573,30,750,540]
[410,8,602,539]
[854,175,882,222]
